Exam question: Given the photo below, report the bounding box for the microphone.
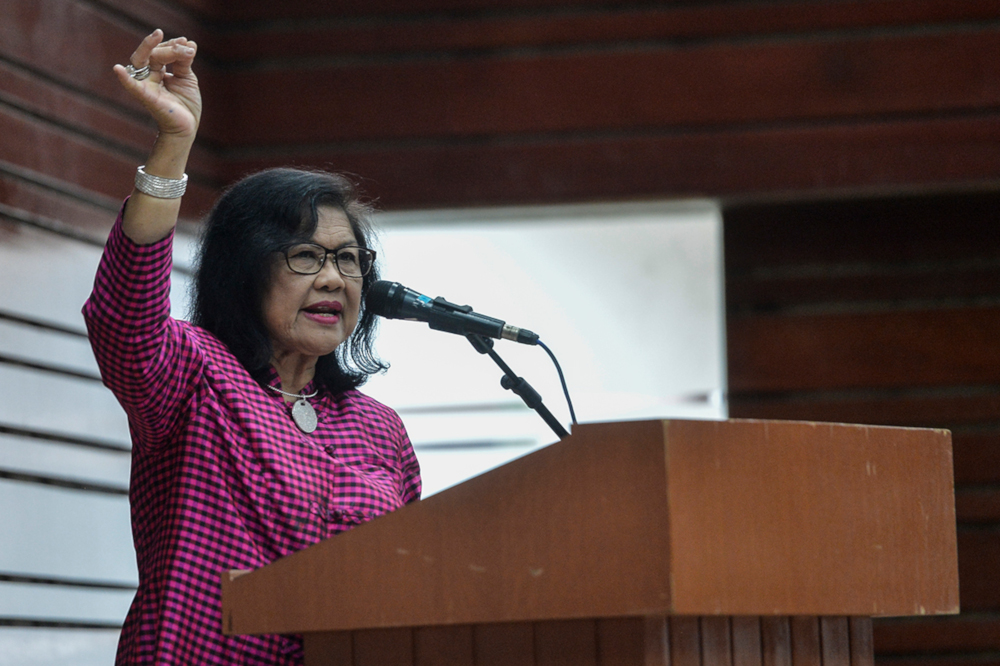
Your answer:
[365,281,539,345]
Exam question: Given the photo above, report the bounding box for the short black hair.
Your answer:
[191,168,386,394]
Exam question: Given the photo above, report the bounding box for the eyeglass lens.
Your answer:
[285,244,373,277]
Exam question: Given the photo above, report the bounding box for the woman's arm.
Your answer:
[113,29,202,244]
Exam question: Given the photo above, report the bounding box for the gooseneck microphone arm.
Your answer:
[466,334,570,440]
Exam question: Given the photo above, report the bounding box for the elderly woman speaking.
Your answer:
[83,30,421,665]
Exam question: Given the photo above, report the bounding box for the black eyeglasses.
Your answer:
[281,243,376,278]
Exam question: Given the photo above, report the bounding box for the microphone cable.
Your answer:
[537,339,578,426]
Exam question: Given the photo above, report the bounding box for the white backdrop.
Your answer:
[364,200,727,496]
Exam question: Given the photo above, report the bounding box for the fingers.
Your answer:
[161,41,198,78]
[125,30,197,78]
[129,29,164,68]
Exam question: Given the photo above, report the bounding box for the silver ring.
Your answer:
[125,64,151,81]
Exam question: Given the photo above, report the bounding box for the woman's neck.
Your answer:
[269,351,318,399]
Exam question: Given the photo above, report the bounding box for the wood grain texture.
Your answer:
[214,28,1000,146]
[204,0,1000,23]
[222,420,958,635]
[729,393,1000,431]
[303,632,352,666]
[732,617,762,666]
[663,420,958,617]
[534,619,596,666]
[761,618,791,666]
[208,0,1000,60]
[668,618,700,666]
[596,617,669,666]
[848,618,872,666]
[820,618,850,666]
[352,628,414,666]
[0,0,197,109]
[955,488,1000,523]
[956,530,1000,611]
[700,617,731,666]
[414,625,474,666]
[873,615,1000,653]
[724,191,1000,270]
[222,112,1000,208]
[790,618,820,666]
[473,622,534,666]
[728,307,1000,392]
[0,110,217,218]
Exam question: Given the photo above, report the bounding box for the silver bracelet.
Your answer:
[134,165,188,199]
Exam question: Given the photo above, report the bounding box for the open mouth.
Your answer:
[302,302,343,320]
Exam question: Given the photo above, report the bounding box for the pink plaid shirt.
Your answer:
[83,208,421,665]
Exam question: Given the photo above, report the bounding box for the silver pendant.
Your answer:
[291,398,317,433]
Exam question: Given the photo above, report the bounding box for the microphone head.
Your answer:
[365,280,405,319]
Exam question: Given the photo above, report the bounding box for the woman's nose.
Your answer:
[314,255,346,287]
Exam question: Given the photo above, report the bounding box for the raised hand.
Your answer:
[113,29,201,140]
[115,29,201,243]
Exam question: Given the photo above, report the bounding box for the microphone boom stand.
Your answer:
[466,334,570,440]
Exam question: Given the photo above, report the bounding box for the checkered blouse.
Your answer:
[83,209,421,665]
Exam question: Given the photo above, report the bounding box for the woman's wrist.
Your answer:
[142,132,195,180]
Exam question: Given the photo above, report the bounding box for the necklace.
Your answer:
[267,384,319,433]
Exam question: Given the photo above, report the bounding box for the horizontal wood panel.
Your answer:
[0,480,135,583]
[0,582,133,626]
[728,307,1000,392]
[222,113,1000,208]
[204,0,1000,25]
[209,0,1000,60]
[0,432,130,488]
[0,170,120,239]
[728,390,1000,430]
[727,265,1000,313]
[0,61,219,181]
[217,29,1000,145]
[956,529,1000,611]
[0,109,216,218]
[80,0,201,40]
[0,627,119,665]
[0,0,200,113]
[874,615,1000,653]
[729,410,1000,484]
[954,432,1000,486]
[955,488,1000,524]
[724,192,1000,271]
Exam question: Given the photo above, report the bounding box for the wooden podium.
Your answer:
[221,419,959,665]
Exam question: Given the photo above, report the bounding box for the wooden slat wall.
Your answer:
[197,0,1000,209]
[3,0,999,664]
[725,191,1000,666]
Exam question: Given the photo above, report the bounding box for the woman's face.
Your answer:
[262,206,363,364]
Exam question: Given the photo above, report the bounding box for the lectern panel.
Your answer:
[761,617,792,666]
[820,619,850,666]
[302,616,870,666]
[473,622,534,666]
[732,617,762,666]
[791,617,821,666]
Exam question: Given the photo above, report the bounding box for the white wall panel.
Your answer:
[0,433,129,487]
[0,628,120,666]
[0,583,134,625]
[0,481,135,583]
[0,321,98,377]
[0,222,102,330]
[0,366,129,443]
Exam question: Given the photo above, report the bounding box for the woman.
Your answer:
[84,30,421,665]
